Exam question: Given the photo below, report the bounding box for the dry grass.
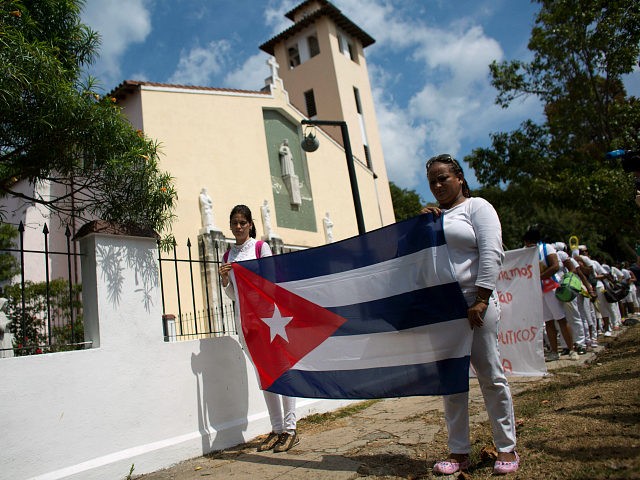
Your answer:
[424,324,640,479]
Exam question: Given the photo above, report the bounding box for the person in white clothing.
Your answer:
[422,154,518,476]
[554,242,588,354]
[621,263,638,315]
[522,229,578,361]
[584,249,620,336]
[603,263,623,329]
[218,204,299,453]
[572,252,599,348]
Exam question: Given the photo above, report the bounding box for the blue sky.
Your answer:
[81,0,640,204]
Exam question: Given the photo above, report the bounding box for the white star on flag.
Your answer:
[260,304,293,342]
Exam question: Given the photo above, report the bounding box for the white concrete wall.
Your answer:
[0,231,352,480]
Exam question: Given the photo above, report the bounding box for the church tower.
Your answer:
[260,0,391,210]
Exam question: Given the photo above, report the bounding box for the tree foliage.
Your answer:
[0,223,18,283]
[4,278,83,356]
[467,0,640,260]
[389,181,424,221]
[0,0,176,233]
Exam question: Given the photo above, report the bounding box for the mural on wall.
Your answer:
[262,109,317,232]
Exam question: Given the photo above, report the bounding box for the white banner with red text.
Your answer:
[496,246,547,376]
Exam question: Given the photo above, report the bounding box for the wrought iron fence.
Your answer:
[157,236,310,342]
[0,222,85,358]
[158,235,236,341]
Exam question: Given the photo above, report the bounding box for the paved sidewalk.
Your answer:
[136,346,602,480]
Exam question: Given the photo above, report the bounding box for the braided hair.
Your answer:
[425,154,471,198]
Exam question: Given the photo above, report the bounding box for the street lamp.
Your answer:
[300,119,365,235]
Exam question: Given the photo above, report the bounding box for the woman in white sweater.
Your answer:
[218,204,298,453]
[422,154,518,475]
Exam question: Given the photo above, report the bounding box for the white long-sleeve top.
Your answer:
[441,197,504,304]
[222,238,272,302]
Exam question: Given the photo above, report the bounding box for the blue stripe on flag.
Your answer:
[329,283,469,335]
[239,214,445,282]
[267,356,471,399]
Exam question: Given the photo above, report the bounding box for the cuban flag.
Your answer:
[231,214,472,399]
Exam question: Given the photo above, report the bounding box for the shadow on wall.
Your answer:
[96,242,158,312]
[191,336,249,452]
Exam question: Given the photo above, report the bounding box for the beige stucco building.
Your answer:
[1,0,396,338]
[112,0,394,250]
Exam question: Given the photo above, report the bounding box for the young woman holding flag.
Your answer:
[218,204,299,453]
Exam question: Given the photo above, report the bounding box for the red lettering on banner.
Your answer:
[498,326,539,345]
[497,264,535,282]
[497,291,513,304]
[502,358,513,374]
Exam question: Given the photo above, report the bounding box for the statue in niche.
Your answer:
[323,212,334,244]
[278,139,302,206]
[199,188,215,231]
[279,139,295,176]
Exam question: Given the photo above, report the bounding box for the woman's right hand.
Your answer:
[421,206,442,217]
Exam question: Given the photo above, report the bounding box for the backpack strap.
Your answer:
[255,240,264,258]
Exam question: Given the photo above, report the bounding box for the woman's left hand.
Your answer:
[467,301,487,329]
[421,206,442,217]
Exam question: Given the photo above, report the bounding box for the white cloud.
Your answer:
[224,53,272,91]
[81,0,152,88]
[326,0,545,198]
[264,0,299,34]
[369,65,427,191]
[168,40,231,86]
[337,0,413,48]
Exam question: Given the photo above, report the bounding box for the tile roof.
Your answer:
[259,0,375,55]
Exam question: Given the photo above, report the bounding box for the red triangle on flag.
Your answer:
[232,263,347,389]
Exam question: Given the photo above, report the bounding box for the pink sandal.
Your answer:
[493,451,519,474]
[433,458,470,475]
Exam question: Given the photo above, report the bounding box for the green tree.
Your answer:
[389,182,424,221]
[4,279,83,356]
[0,223,18,283]
[0,0,176,233]
[467,0,640,260]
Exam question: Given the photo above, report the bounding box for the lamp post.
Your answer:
[300,119,365,235]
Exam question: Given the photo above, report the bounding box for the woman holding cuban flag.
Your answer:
[421,154,518,476]
[218,204,299,453]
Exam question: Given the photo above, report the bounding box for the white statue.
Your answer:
[323,212,334,243]
[199,188,215,230]
[261,199,273,239]
[279,139,302,206]
[0,298,14,358]
[279,139,295,177]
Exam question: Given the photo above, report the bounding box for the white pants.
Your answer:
[237,322,297,434]
[563,297,585,347]
[624,283,638,313]
[577,296,597,342]
[263,391,296,433]
[443,298,516,454]
[596,290,618,325]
